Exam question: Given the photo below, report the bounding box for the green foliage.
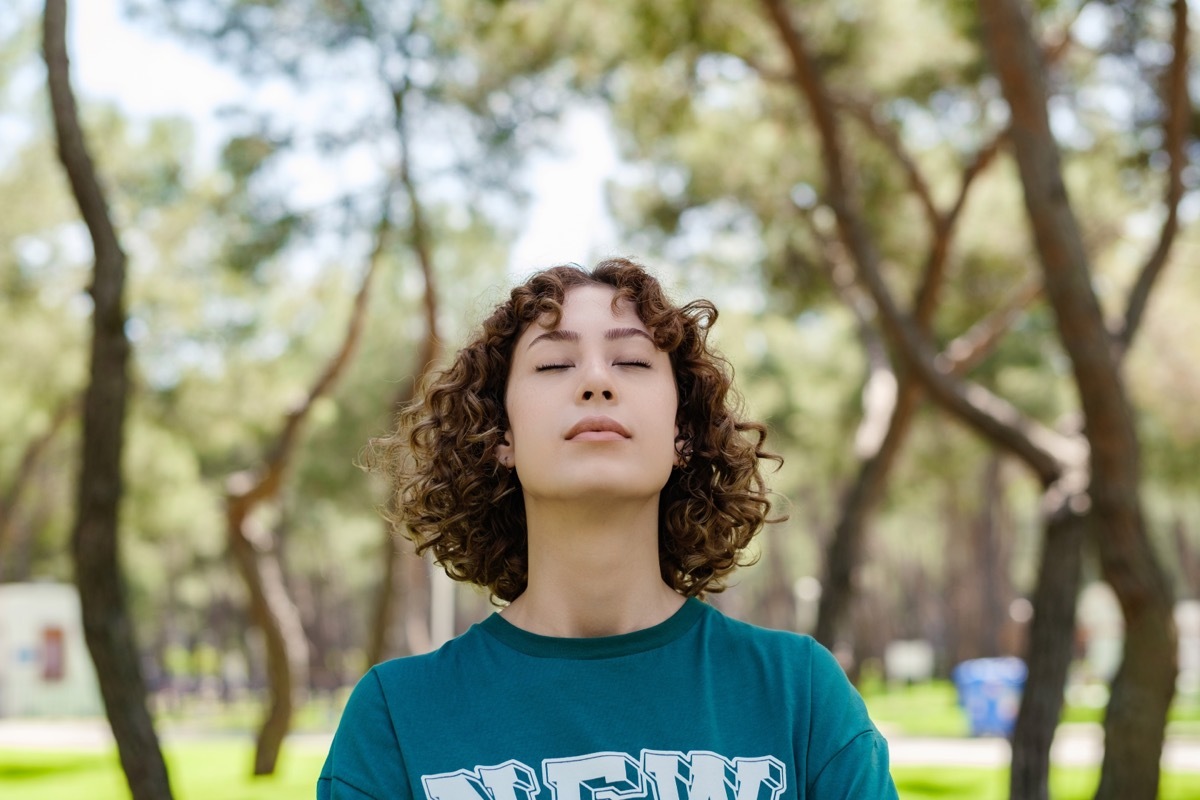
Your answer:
[220,134,279,181]
[4,0,1198,739]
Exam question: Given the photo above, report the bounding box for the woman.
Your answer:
[319,258,898,800]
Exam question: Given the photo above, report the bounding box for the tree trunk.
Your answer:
[978,2,1179,797]
[774,4,1021,656]
[1095,598,1176,799]
[976,455,1013,657]
[1009,499,1087,800]
[222,177,388,775]
[761,1,1075,792]
[366,533,403,664]
[43,2,173,798]
[226,502,310,775]
[815,375,920,648]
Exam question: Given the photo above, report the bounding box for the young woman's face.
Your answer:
[499,284,679,504]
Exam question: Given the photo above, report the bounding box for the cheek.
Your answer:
[505,385,542,437]
[654,385,681,444]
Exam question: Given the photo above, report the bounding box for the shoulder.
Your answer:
[369,647,444,685]
[693,603,860,708]
[369,623,488,690]
[698,603,876,723]
[696,610,896,798]
[320,627,493,796]
[698,602,831,666]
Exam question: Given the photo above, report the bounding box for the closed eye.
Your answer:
[535,363,571,372]
[616,359,652,368]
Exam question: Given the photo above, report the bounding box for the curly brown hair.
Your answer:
[369,257,781,602]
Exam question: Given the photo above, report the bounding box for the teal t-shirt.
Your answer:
[318,599,897,800]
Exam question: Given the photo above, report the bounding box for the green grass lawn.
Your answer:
[863,681,970,737]
[862,679,1200,738]
[4,743,1199,800]
[3,685,1196,800]
[0,743,328,800]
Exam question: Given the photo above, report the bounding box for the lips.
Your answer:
[565,416,631,440]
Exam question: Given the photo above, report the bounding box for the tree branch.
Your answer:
[761,0,1070,484]
[223,169,393,777]
[0,394,78,549]
[1114,0,1190,356]
[230,184,394,512]
[840,98,939,229]
[937,275,1042,375]
[390,80,443,380]
[912,128,1008,328]
[976,0,1138,475]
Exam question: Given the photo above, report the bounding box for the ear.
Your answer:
[496,431,515,469]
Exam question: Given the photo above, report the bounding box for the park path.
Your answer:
[0,718,1197,772]
[881,723,1199,772]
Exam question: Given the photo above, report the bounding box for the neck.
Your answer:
[502,496,685,637]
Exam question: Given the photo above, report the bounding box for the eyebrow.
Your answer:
[526,327,654,349]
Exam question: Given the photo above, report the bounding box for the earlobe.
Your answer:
[496,433,515,470]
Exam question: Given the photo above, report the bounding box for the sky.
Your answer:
[69,0,622,275]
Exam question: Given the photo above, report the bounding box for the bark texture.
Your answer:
[227,192,389,775]
[43,1,174,798]
[225,501,309,776]
[762,2,1184,796]
[978,1,1181,797]
[1008,499,1088,800]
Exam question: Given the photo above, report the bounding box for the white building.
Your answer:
[0,582,102,717]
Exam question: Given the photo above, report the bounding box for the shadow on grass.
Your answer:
[0,752,105,781]
[894,779,964,797]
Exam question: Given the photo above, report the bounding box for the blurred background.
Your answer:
[2,0,1199,798]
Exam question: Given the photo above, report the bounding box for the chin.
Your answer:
[527,472,673,502]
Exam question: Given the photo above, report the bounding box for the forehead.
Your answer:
[530,284,644,332]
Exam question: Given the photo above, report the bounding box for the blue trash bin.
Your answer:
[951,657,1027,737]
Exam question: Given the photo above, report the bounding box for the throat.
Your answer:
[506,500,683,637]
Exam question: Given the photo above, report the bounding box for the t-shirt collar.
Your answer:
[479,597,706,659]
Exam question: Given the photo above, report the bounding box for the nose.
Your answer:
[578,359,615,402]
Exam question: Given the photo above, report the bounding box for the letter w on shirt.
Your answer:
[642,751,785,800]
